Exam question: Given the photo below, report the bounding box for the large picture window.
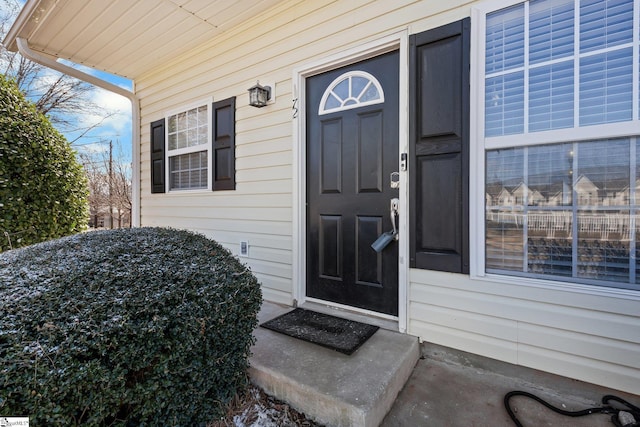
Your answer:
[486,138,639,286]
[478,0,640,289]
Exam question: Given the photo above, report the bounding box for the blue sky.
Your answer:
[58,61,133,167]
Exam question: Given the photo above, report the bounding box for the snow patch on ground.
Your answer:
[211,385,323,427]
[231,388,300,427]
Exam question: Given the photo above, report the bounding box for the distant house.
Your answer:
[5,0,638,395]
[509,182,545,206]
[547,183,572,206]
[574,175,599,206]
[496,187,514,207]
[88,207,131,229]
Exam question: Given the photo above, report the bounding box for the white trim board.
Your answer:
[302,298,400,331]
[292,30,410,332]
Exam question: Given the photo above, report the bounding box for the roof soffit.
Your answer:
[4,0,286,80]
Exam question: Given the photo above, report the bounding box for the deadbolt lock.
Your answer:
[390,172,400,189]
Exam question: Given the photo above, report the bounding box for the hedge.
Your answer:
[0,74,89,252]
[0,227,262,425]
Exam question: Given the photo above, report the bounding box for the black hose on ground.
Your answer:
[504,390,640,427]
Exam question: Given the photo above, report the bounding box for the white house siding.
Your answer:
[134,0,639,394]
[135,0,473,304]
[409,270,640,394]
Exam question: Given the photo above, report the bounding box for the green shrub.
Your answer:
[0,74,89,252]
[0,227,262,426]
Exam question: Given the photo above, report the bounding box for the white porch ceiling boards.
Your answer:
[5,0,284,80]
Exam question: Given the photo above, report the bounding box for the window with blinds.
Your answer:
[481,0,640,289]
[167,104,209,191]
[485,0,635,136]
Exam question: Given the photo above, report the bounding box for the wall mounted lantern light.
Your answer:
[248,81,272,108]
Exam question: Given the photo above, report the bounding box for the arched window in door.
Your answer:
[318,71,384,115]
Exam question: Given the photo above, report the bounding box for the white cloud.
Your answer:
[94,88,132,113]
[75,88,132,139]
[93,88,132,131]
[75,141,110,156]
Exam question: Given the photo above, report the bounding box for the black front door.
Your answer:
[306,51,399,316]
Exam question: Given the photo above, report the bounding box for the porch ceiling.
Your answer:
[3,0,285,80]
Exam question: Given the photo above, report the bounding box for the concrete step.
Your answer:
[249,302,420,427]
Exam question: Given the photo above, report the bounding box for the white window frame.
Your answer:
[165,98,213,192]
[470,0,640,295]
[318,70,385,115]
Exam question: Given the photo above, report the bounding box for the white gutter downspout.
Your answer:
[16,37,142,227]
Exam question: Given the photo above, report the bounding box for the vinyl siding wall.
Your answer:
[135,0,640,394]
[136,0,474,304]
[410,270,640,395]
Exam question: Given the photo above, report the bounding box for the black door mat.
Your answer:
[260,308,379,355]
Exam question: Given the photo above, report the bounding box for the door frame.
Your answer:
[292,31,410,332]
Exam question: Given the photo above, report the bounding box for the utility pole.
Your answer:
[109,140,113,229]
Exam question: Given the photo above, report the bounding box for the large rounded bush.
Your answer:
[0,74,89,252]
[0,227,262,425]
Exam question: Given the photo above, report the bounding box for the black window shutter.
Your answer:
[150,118,165,194]
[409,18,470,274]
[212,97,236,191]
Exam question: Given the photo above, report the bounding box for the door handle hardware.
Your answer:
[371,198,400,253]
[390,172,400,189]
[390,198,399,240]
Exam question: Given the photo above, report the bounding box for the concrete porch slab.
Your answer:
[248,302,420,427]
[382,342,640,427]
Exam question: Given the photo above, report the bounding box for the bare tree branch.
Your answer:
[67,111,118,144]
[79,144,132,229]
